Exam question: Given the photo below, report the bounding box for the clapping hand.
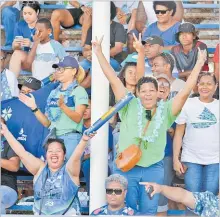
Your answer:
[133,33,144,53]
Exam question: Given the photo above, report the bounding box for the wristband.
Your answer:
[32,108,38,113]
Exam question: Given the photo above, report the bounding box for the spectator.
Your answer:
[92,36,207,215]
[155,74,176,216]
[1,1,20,51]
[1,120,95,215]
[19,56,88,160]
[173,72,219,215]
[113,1,138,32]
[171,22,209,81]
[151,52,186,98]
[80,1,126,76]
[51,1,92,46]
[9,18,67,80]
[143,1,181,50]
[81,98,113,194]
[12,1,40,52]
[1,117,20,214]
[213,44,219,99]
[122,35,164,76]
[140,182,219,217]
[91,174,136,215]
[18,76,41,94]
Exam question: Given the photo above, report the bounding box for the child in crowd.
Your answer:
[9,18,67,80]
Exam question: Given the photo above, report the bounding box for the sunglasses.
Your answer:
[106,189,123,195]
[155,10,169,15]
[158,81,170,87]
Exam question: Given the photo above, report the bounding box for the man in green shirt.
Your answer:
[92,36,207,215]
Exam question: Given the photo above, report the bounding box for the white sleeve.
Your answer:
[175,101,189,125]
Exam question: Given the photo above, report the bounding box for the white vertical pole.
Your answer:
[90,1,110,214]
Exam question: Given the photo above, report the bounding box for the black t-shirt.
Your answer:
[1,140,18,192]
[85,21,127,63]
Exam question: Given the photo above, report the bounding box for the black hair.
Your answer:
[157,52,175,73]
[44,138,66,155]
[153,1,176,16]
[22,1,41,14]
[197,72,217,84]
[36,18,52,29]
[110,1,117,20]
[118,62,137,86]
[137,76,158,91]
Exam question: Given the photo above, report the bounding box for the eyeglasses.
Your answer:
[106,189,123,195]
[155,10,169,15]
[158,81,170,87]
[198,82,213,87]
[55,67,73,73]
[22,1,37,5]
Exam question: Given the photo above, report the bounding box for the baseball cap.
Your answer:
[142,36,164,46]
[52,56,86,83]
[155,74,171,85]
[18,77,41,90]
[175,22,199,43]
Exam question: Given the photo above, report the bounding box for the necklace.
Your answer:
[136,98,165,149]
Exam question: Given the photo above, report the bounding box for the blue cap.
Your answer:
[52,56,79,69]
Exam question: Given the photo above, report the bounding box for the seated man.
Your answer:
[1,117,20,214]
[80,1,126,86]
[9,18,67,81]
[51,0,92,46]
[18,77,41,94]
[140,182,219,217]
[1,1,20,51]
[121,35,164,76]
[91,174,136,215]
[171,22,209,81]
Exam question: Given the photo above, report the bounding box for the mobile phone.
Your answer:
[15,36,23,39]
[146,186,154,200]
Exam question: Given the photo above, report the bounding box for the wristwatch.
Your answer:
[32,108,39,113]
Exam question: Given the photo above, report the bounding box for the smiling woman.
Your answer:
[0,121,96,215]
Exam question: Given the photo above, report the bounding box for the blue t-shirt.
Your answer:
[165,123,176,157]
[143,21,181,46]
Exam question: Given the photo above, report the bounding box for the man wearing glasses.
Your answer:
[91,174,136,215]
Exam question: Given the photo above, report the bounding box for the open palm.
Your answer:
[19,93,37,110]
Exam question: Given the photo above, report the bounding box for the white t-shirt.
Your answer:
[32,42,59,80]
[171,78,186,92]
[176,97,219,164]
[143,1,157,25]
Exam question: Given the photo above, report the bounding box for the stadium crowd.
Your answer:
[0,0,219,216]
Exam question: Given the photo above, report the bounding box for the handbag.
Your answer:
[115,108,156,172]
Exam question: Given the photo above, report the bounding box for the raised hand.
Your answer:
[133,33,144,53]
[82,131,97,142]
[19,93,37,110]
[196,47,207,66]
[92,36,104,55]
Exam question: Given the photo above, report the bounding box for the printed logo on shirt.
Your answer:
[192,107,217,129]
[17,128,27,141]
[35,53,57,62]
[48,97,75,108]
[2,107,13,121]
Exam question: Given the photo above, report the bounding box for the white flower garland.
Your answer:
[137,98,165,147]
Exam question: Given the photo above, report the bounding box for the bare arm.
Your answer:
[110,42,124,57]
[69,1,80,8]
[19,93,51,128]
[1,124,45,175]
[133,33,145,81]
[173,124,186,174]
[214,62,219,81]
[0,1,17,10]
[140,182,196,210]
[92,36,127,101]
[66,134,95,185]
[173,1,184,22]
[1,157,20,172]
[172,48,207,116]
